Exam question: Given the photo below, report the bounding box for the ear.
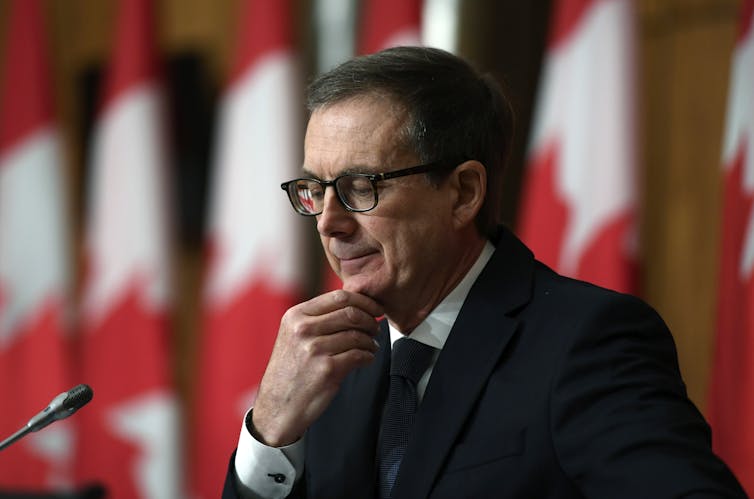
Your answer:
[449,160,486,229]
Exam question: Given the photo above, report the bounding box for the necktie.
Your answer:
[377,337,436,498]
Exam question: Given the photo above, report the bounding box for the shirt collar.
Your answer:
[388,241,495,350]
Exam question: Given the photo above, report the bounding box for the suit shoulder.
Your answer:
[529,260,660,320]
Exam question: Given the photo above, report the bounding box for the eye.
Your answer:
[345,176,374,198]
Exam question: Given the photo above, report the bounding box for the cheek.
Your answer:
[382,225,433,271]
[319,236,339,267]
[364,191,450,266]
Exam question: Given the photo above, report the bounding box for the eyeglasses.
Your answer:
[280,160,459,216]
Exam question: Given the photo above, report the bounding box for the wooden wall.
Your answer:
[0,0,742,412]
[637,0,738,408]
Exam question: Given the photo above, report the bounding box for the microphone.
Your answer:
[0,384,93,451]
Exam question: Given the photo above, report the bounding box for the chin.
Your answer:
[342,275,384,300]
[341,276,368,294]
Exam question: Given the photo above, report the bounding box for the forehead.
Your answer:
[303,96,415,177]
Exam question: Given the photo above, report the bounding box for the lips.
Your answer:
[331,246,380,274]
[329,240,373,260]
[339,253,377,274]
[336,250,373,260]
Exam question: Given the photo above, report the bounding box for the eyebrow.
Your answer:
[300,167,318,179]
[300,165,378,179]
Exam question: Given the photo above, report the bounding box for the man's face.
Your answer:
[303,96,457,315]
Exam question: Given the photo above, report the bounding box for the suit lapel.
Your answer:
[334,322,391,498]
[391,228,535,499]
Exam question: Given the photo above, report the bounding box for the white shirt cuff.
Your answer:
[234,409,305,499]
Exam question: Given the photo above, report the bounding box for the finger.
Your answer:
[281,305,380,344]
[307,329,380,358]
[302,289,384,318]
[310,305,382,337]
[328,347,378,374]
[309,344,378,386]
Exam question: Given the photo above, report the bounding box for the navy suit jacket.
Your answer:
[224,228,744,498]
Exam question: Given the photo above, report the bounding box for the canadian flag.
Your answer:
[708,0,754,494]
[518,0,638,294]
[0,0,75,490]
[75,0,180,497]
[190,0,303,496]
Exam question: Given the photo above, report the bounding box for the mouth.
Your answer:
[335,250,379,275]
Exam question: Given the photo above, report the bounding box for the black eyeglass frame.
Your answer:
[280,160,461,216]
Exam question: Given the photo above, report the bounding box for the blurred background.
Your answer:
[0,0,751,497]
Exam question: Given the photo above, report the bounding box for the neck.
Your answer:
[386,235,487,333]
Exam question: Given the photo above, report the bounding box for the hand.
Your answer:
[251,290,383,447]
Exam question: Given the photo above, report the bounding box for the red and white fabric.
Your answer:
[359,0,423,54]
[708,0,754,495]
[190,0,303,496]
[76,0,180,497]
[518,0,638,294]
[0,0,75,489]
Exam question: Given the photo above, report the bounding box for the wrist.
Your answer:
[248,408,300,447]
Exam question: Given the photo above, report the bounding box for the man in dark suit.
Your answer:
[223,46,745,498]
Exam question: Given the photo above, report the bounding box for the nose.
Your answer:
[316,187,356,238]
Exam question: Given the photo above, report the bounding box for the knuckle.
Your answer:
[331,289,348,304]
[304,336,324,356]
[316,356,337,378]
[288,317,314,338]
[344,305,360,322]
[280,310,297,330]
[290,322,307,338]
[348,329,367,346]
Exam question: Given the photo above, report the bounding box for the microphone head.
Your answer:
[64,384,94,412]
[25,383,95,433]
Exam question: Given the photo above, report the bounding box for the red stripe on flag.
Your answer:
[228,0,293,87]
[574,212,637,292]
[709,2,754,492]
[0,0,54,152]
[738,0,754,43]
[359,0,422,54]
[549,0,596,49]
[709,146,754,495]
[518,143,569,270]
[100,0,159,109]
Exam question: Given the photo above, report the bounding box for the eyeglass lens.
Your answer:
[290,175,377,214]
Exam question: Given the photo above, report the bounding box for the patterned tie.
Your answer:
[377,337,436,498]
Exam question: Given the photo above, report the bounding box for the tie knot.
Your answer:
[390,338,435,385]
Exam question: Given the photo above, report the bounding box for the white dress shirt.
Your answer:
[234,242,495,498]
